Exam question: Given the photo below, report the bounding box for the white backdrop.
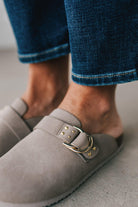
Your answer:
[0,0,15,49]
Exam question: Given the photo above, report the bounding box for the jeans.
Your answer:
[4,0,137,86]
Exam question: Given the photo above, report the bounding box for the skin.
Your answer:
[22,55,69,118]
[22,55,123,138]
[59,82,123,138]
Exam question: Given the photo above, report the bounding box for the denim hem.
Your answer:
[18,43,70,63]
[72,68,138,86]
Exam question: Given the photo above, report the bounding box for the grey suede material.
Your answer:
[0,98,43,157]
[0,109,121,206]
[25,117,43,129]
[11,98,28,116]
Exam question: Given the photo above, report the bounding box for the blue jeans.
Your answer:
[4,0,137,86]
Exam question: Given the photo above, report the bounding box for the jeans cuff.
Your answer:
[72,69,138,86]
[18,43,70,63]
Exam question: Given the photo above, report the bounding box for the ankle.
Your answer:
[22,76,69,118]
[22,55,69,118]
[59,82,123,137]
[23,90,68,120]
[60,82,116,114]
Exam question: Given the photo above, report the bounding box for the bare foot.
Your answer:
[59,82,123,138]
[22,55,69,119]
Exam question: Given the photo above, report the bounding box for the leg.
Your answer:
[60,82,123,138]
[0,0,70,156]
[59,0,137,138]
[4,0,69,62]
[3,0,70,118]
[64,0,137,86]
[22,56,69,118]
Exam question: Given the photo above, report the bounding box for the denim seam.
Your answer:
[72,69,136,79]
[18,43,69,58]
[19,51,70,64]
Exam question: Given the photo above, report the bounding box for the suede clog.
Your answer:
[0,109,123,207]
[0,98,43,157]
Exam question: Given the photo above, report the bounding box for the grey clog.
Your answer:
[0,98,43,157]
[0,109,123,207]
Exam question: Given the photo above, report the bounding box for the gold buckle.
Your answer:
[63,126,93,154]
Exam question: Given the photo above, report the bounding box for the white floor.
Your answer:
[0,50,138,207]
